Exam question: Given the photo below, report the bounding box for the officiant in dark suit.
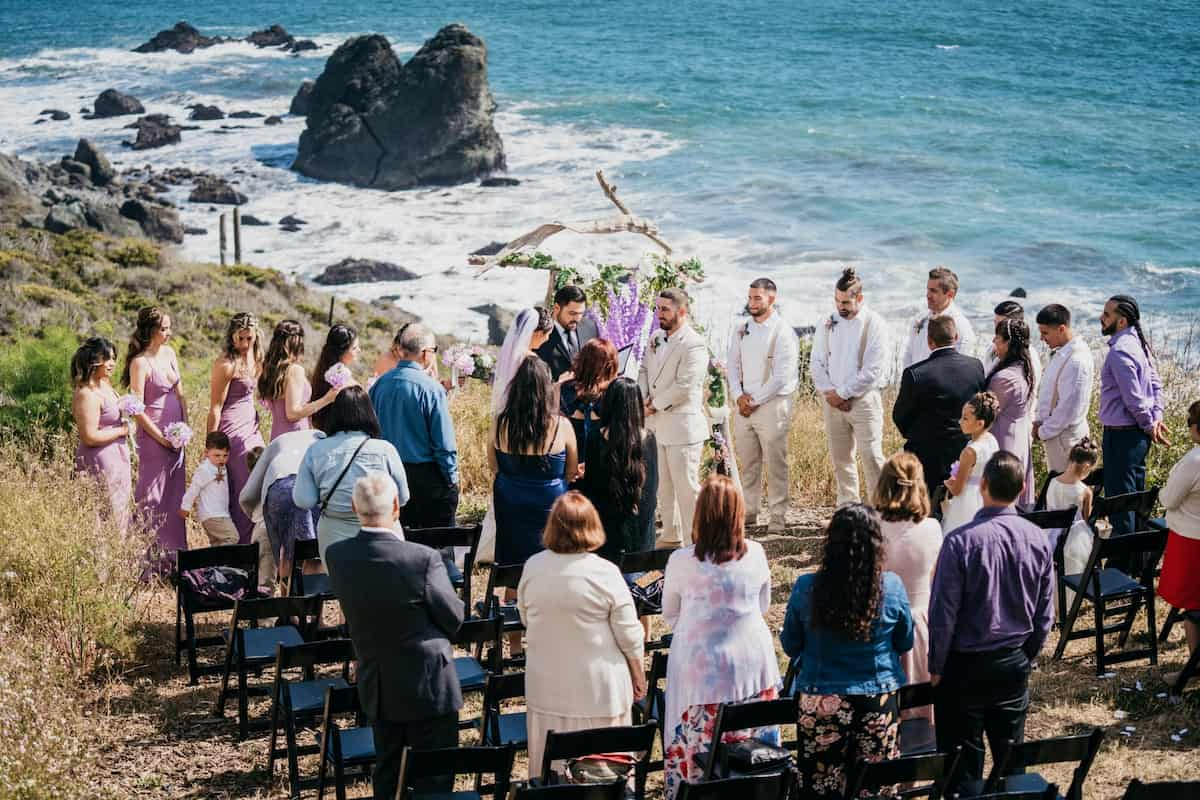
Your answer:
[535,284,599,382]
[325,472,464,800]
[893,315,986,498]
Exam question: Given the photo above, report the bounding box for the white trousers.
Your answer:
[657,438,703,546]
[821,389,885,507]
[1041,422,1089,475]
[732,394,794,524]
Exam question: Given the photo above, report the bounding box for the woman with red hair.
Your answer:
[564,338,619,483]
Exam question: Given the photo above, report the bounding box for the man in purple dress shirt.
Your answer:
[929,451,1055,787]
[1099,295,1168,536]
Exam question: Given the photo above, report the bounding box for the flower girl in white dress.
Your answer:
[1046,437,1099,585]
[941,392,1000,532]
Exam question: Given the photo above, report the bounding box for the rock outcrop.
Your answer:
[471,303,515,346]
[289,81,314,116]
[292,25,505,190]
[246,25,293,48]
[74,140,116,186]
[93,89,144,118]
[188,176,247,205]
[188,104,225,121]
[124,114,183,150]
[133,21,225,53]
[313,258,418,285]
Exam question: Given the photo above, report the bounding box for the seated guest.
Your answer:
[369,323,459,528]
[781,504,913,797]
[929,451,1054,788]
[1159,400,1200,676]
[325,472,464,800]
[563,338,619,481]
[662,476,780,800]
[518,492,646,776]
[874,452,941,691]
[577,377,659,563]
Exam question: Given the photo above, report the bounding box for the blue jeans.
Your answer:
[1102,426,1151,536]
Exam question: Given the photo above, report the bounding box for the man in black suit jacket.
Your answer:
[325,472,464,800]
[535,284,599,382]
[893,315,986,500]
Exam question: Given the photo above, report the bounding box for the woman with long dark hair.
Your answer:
[564,338,619,483]
[310,324,361,433]
[72,337,131,530]
[126,306,189,568]
[577,377,657,562]
[208,312,266,542]
[259,319,342,440]
[987,317,1037,504]
[780,503,913,797]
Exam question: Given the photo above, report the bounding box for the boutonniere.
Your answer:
[913,316,928,335]
[825,314,839,332]
[736,322,750,339]
[650,332,664,353]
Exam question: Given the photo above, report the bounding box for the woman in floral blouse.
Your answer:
[661,475,781,799]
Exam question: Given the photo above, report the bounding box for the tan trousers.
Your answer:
[821,390,885,506]
[657,438,703,546]
[201,516,239,546]
[250,521,277,587]
[732,394,794,525]
[1042,423,1089,475]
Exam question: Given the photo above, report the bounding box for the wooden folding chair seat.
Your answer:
[175,543,260,684]
[898,681,937,756]
[479,671,528,749]
[315,685,375,800]
[958,728,1104,800]
[537,723,657,800]
[290,538,334,599]
[395,744,515,800]
[956,786,1058,800]
[844,749,961,800]
[697,696,797,781]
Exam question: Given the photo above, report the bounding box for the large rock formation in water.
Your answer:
[133,21,226,54]
[292,25,506,190]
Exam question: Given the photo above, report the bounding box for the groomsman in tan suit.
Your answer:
[728,278,799,532]
[639,288,709,546]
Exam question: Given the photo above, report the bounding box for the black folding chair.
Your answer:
[514,782,626,800]
[961,729,1104,800]
[1033,471,1063,511]
[698,697,797,781]
[1020,507,1078,625]
[1171,610,1200,697]
[538,723,658,800]
[455,616,504,730]
[1122,779,1200,799]
[315,685,375,800]
[620,548,674,650]
[844,749,961,800]
[931,484,948,524]
[898,681,937,756]
[267,638,355,799]
[175,543,260,684]
[1159,606,1183,644]
[405,523,482,613]
[477,562,525,631]
[395,744,515,800]
[632,650,668,728]
[479,671,527,749]
[1052,523,1167,675]
[781,656,800,698]
[956,786,1059,800]
[676,772,793,800]
[215,594,325,739]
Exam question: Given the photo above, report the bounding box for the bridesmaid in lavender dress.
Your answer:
[986,318,1038,506]
[208,313,266,543]
[72,337,131,529]
[258,319,339,440]
[309,324,361,433]
[125,307,189,570]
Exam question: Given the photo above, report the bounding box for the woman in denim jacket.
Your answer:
[781,503,913,797]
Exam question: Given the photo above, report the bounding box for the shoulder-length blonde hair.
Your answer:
[542,491,606,554]
[873,451,930,523]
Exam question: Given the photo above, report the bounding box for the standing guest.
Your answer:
[984,301,1042,387]
[179,432,238,546]
[241,429,321,592]
[370,323,459,529]
[809,268,889,507]
[293,386,409,559]
[1158,401,1200,673]
[564,338,619,482]
[489,356,577,566]
[728,277,800,529]
[1034,304,1094,474]
[72,337,131,529]
[536,285,599,383]
[874,452,941,690]
[987,319,1037,505]
[578,377,659,562]
[662,476,781,800]
[243,446,274,593]
[518,492,647,775]
[1099,295,1168,536]
[310,324,361,433]
[373,323,446,388]
[325,472,463,800]
[903,266,978,368]
[125,307,189,566]
[781,504,913,797]
[929,451,1055,787]
[893,316,987,498]
[207,312,265,543]
[940,392,1001,533]
[639,288,709,546]
[259,320,339,440]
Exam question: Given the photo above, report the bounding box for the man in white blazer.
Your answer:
[639,287,709,546]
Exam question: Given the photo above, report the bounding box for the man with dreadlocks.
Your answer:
[1099,294,1169,536]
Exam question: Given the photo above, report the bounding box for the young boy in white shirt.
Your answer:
[180,431,238,546]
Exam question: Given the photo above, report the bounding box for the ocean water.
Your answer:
[0,0,1196,346]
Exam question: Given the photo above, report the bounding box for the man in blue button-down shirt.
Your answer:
[369,324,459,528]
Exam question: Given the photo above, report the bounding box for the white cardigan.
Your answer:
[1163,445,1200,540]
[517,550,644,717]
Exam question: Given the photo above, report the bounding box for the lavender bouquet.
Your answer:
[117,394,145,419]
[324,363,354,390]
[590,282,651,364]
[164,421,193,450]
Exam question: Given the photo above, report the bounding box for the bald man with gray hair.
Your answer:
[369,323,460,528]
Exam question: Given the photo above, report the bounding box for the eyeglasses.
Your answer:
[423,345,439,354]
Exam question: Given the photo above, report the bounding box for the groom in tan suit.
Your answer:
[639,288,709,546]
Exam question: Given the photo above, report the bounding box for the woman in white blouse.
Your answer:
[518,492,646,776]
[661,475,780,800]
[1159,400,1200,671]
